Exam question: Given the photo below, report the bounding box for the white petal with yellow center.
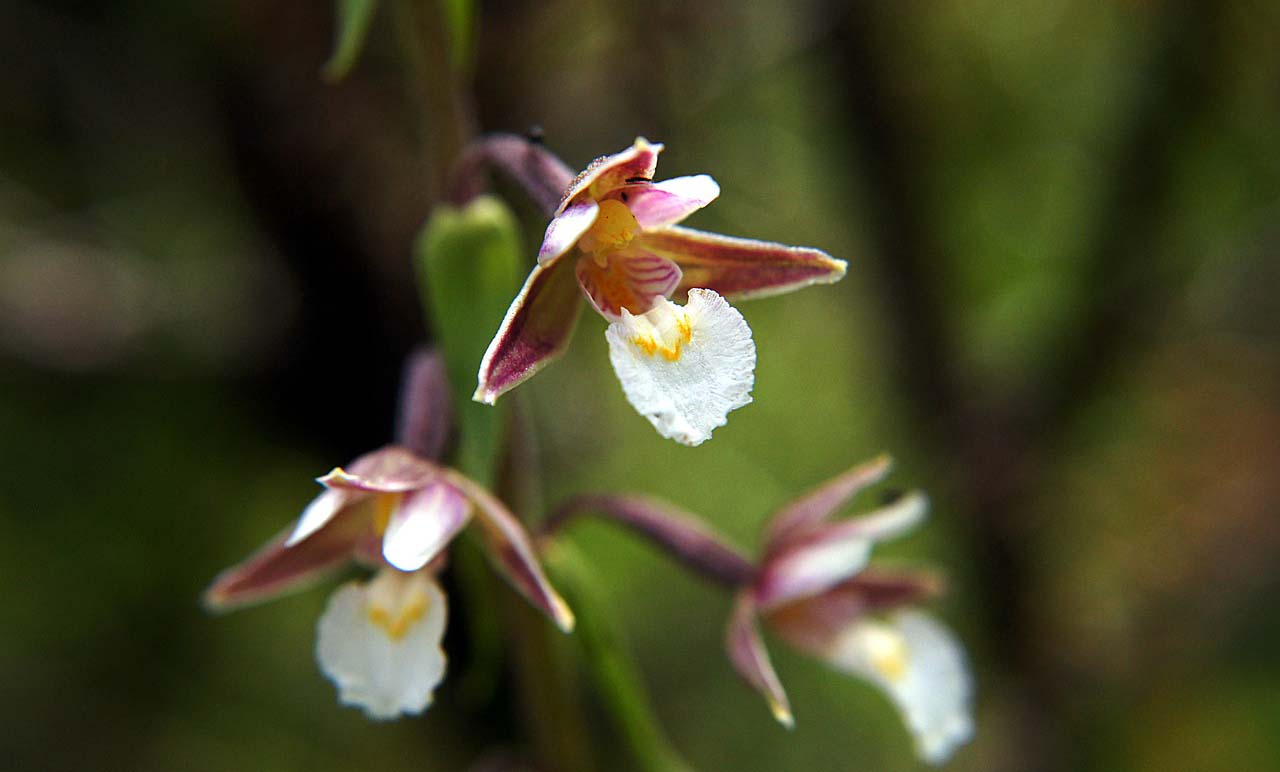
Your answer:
[316,569,448,720]
[605,288,755,446]
[827,612,974,764]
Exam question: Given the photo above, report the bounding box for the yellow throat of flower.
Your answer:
[859,623,910,682]
[579,199,639,255]
[623,300,693,362]
[366,568,431,641]
[371,492,400,536]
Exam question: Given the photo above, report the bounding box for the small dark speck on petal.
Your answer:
[880,489,905,505]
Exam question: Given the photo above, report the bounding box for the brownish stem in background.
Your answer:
[827,1,1225,770]
[448,133,574,215]
[544,496,757,588]
[394,0,476,202]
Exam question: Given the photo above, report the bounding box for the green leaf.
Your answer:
[414,196,524,485]
[324,0,382,82]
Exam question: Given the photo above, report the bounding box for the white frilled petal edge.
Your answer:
[605,288,755,446]
[316,570,448,720]
[827,611,974,765]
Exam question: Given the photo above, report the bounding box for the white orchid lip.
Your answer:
[826,612,974,765]
[316,569,449,720]
[605,288,756,446]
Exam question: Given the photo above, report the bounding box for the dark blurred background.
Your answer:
[3,1,1279,770]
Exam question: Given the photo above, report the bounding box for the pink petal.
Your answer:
[725,592,793,727]
[204,501,370,610]
[624,175,720,230]
[474,257,584,404]
[317,446,439,493]
[558,138,663,213]
[640,226,846,300]
[442,469,575,632]
[576,250,682,321]
[536,200,599,266]
[754,492,929,611]
[802,491,929,544]
[763,569,945,654]
[395,348,453,462]
[766,455,894,551]
[381,481,472,572]
[286,487,356,546]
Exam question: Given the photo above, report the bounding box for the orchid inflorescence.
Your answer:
[207,135,973,765]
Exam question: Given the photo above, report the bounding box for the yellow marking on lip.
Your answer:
[631,334,659,356]
[368,590,429,641]
[630,313,693,361]
[864,627,910,682]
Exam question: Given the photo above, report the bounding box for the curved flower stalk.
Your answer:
[474,137,848,446]
[546,456,974,765]
[204,350,573,719]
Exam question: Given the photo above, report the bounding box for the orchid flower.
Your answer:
[546,456,974,764]
[205,351,573,719]
[729,456,973,763]
[473,137,847,446]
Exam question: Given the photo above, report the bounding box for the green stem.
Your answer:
[495,404,595,772]
[543,541,696,772]
[396,3,592,767]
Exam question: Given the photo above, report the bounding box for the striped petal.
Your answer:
[474,257,584,404]
[754,492,928,610]
[641,226,846,301]
[536,200,598,266]
[624,175,720,229]
[726,592,793,727]
[576,250,683,321]
[559,137,663,213]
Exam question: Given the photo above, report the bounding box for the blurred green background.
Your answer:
[3,1,1279,770]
